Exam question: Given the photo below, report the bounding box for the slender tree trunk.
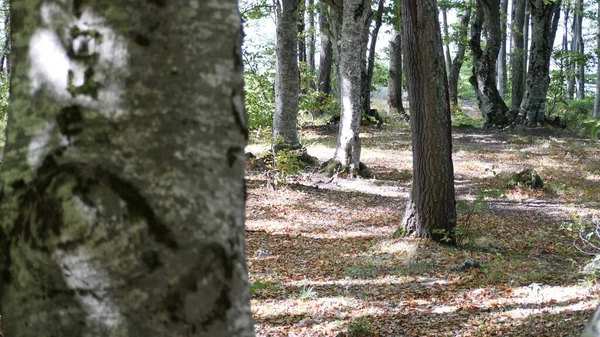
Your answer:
[329,1,343,101]
[396,0,457,245]
[0,1,255,336]
[497,0,508,97]
[308,0,316,73]
[595,0,600,119]
[331,0,371,173]
[510,0,526,111]
[318,4,333,102]
[273,0,302,150]
[575,0,584,99]
[469,0,510,127]
[298,0,307,63]
[523,1,530,88]
[519,0,561,126]
[449,5,472,105]
[363,0,385,116]
[442,7,453,74]
[561,2,570,100]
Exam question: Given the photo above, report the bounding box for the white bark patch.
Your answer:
[27,121,55,170]
[29,3,130,118]
[55,250,123,331]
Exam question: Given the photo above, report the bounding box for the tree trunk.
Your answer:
[397,0,457,245]
[497,0,508,97]
[574,0,584,100]
[329,1,343,101]
[523,1,530,88]
[449,5,472,105]
[308,0,316,73]
[442,7,453,74]
[363,0,385,117]
[519,0,561,126]
[388,30,406,116]
[594,0,600,119]
[469,0,510,127]
[318,4,333,101]
[331,0,371,173]
[562,2,570,98]
[298,0,307,63]
[0,1,255,336]
[510,0,526,111]
[274,0,302,150]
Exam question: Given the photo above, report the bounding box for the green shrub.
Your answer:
[345,318,375,337]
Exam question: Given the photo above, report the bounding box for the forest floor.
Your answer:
[245,119,600,336]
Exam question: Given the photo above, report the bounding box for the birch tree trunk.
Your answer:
[497,0,508,97]
[274,0,302,150]
[363,0,385,116]
[396,0,457,245]
[329,0,370,174]
[0,1,255,336]
[510,0,526,111]
[449,5,472,105]
[519,0,561,126]
[469,0,510,127]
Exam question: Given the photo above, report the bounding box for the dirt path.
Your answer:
[246,125,600,336]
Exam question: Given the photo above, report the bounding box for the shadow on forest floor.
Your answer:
[246,123,600,336]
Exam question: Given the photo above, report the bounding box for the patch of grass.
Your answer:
[250,279,277,297]
[298,285,317,299]
[345,318,376,337]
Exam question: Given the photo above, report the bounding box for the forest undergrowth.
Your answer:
[245,121,600,336]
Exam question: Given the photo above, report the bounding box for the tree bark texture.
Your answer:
[497,0,508,97]
[523,1,530,87]
[469,0,510,127]
[328,0,343,100]
[332,0,371,171]
[398,0,457,245]
[519,0,561,126]
[363,0,385,116]
[318,5,333,98]
[308,0,316,73]
[510,0,526,111]
[298,0,307,63]
[0,1,255,336]
[574,0,584,99]
[274,0,302,149]
[449,5,472,105]
[442,7,453,74]
[388,29,405,115]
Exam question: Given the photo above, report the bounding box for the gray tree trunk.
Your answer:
[449,5,472,105]
[274,0,302,150]
[388,30,406,116]
[574,0,585,100]
[519,0,561,126]
[497,0,508,97]
[442,7,453,74]
[523,1,530,88]
[0,1,255,336]
[397,0,457,245]
[298,0,307,63]
[510,0,526,111]
[308,0,316,73]
[328,0,343,101]
[318,4,333,101]
[331,0,371,172]
[469,0,510,127]
[363,0,385,116]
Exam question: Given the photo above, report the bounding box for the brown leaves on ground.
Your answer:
[246,125,600,337]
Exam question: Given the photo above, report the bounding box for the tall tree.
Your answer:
[519,0,561,126]
[497,0,508,97]
[274,0,302,150]
[395,0,457,245]
[388,29,406,116]
[594,0,600,119]
[449,3,473,105]
[470,0,510,127]
[523,0,530,88]
[574,0,585,99]
[0,1,255,336]
[298,0,307,63]
[318,4,333,101]
[441,6,453,74]
[363,0,385,116]
[327,0,371,175]
[307,0,316,73]
[510,0,526,111]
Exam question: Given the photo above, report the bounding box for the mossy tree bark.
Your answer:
[330,0,371,174]
[519,0,561,126]
[469,0,511,127]
[0,1,254,336]
[273,0,302,150]
[397,0,457,245]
